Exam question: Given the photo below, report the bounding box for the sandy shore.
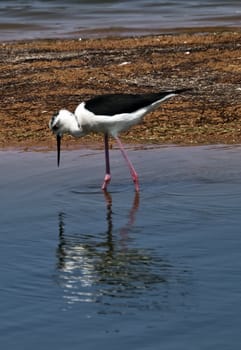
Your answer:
[0,30,241,150]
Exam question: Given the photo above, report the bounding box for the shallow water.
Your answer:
[0,0,240,41]
[1,145,241,349]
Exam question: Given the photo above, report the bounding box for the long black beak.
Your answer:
[57,134,61,167]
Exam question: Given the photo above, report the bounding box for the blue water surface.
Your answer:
[0,145,241,349]
[0,0,240,40]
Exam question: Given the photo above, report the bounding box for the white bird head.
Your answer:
[49,109,82,136]
[49,109,83,167]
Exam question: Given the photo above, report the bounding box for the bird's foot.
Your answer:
[102,174,111,191]
[132,173,140,192]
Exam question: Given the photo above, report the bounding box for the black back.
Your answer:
[84,89,189,116]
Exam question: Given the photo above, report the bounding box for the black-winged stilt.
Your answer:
[49,88,190,191]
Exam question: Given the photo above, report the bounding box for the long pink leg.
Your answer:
[102,133,111,191]
[115,136,140,192]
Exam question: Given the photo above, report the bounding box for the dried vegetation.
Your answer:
[0,31,241,149]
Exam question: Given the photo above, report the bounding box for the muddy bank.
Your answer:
[0,30,241,150]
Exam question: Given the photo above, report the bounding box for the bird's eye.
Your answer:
[50,113,59,126]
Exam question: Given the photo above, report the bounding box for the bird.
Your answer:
[49,88,190,192]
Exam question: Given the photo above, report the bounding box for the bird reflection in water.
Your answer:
[102,190,140,251]
[55,192,188,311]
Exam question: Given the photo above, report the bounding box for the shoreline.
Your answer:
[1,25,240,43]
[0,30,241,150]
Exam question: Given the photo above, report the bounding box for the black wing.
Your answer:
[84,89,189,116]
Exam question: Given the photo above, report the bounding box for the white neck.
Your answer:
[58,109,84,137]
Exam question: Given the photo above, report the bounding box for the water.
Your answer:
[1,145,241,349]
[0,0,240,41]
